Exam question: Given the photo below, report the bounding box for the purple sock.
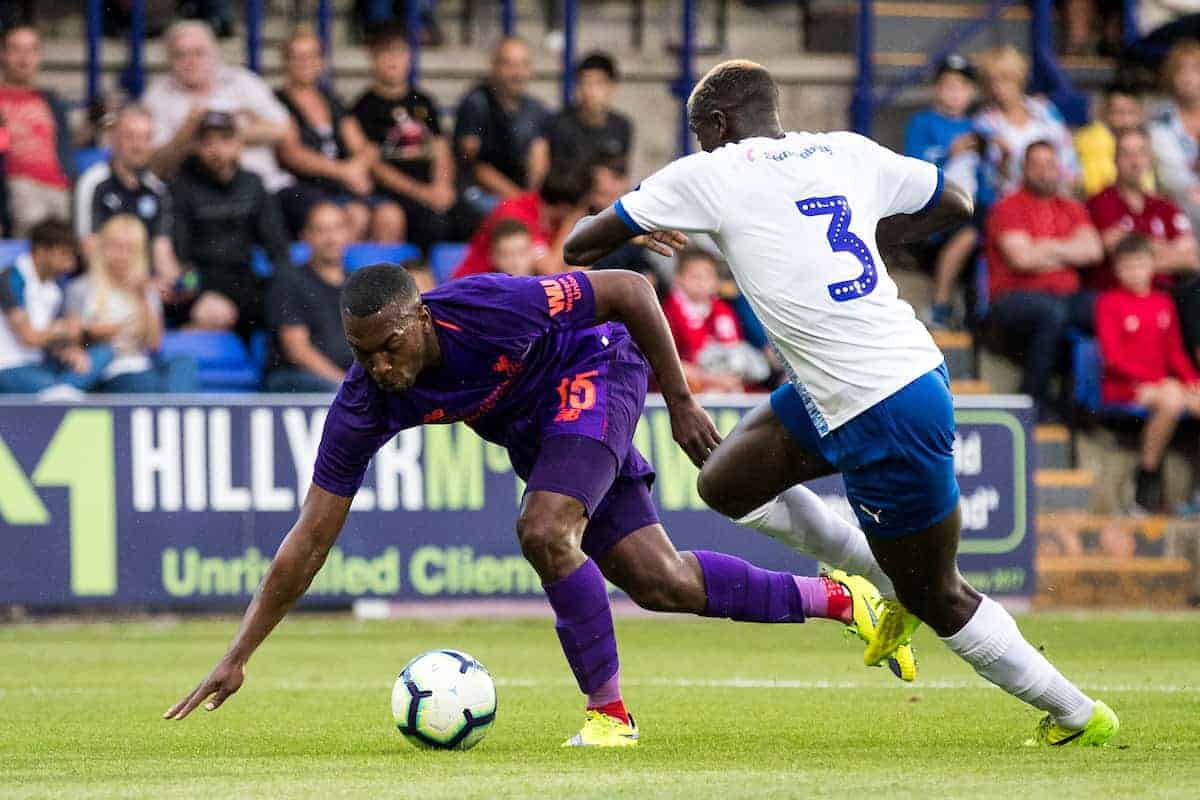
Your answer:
[693,550,807,623]
[543,559,620,701]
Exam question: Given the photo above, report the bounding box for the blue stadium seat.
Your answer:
[251,242,311,278]
[344,242,421,272]
[159,331,260,392]
[75,147,111,176]
[429,242,468,284]
[1069,332,1147,418]
[0,239,29,269]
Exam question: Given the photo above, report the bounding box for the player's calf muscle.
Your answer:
[516,494,588,582]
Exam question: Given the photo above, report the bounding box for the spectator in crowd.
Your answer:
[1087,127,1198,291]
[545,52,633,167]
[1126,0,1200,68]
[264,202,354,393]
[74,104,182,295]
[275,27,404,241]
[0,26,73,237]
[452,161,590,279]
[488,218,537,276]
[454,37,549,216]
[144,20,292,192]
[973,46,1081,200]
[352,23,455,250]
[1150,41,1200,233]
[662,249,769,393]
[1095,234,1200,512]
[985,141,1103,421]
[903,54,981,329]
[0,220,111,395]
[1075,85,1148,198]
[170,112,290,339]
[65,214,196,393]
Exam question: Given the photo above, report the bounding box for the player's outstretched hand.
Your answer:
[163,657,245,721]
[633,229,688,258]
[668,395,722,467]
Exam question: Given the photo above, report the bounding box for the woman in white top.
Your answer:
[972,46,1081,200]
[66,214,197,393]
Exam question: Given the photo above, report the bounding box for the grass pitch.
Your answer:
[1,611,1197,799]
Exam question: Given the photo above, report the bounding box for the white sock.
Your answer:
[736,486,896,598]
[942,596,1094,729]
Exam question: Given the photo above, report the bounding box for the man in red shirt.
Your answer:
[1096,234,1200,511]
[985,140,1104,420]
[0,26,72,236]
[1087,127,1198,291]
[452,164,590,279]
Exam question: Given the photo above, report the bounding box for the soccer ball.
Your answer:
[391,649,497,750]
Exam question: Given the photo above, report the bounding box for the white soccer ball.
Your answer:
[391,649,497,750]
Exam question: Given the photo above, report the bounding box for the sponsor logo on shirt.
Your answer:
[540,274,583,317]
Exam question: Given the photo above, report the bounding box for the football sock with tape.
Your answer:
[736,486,896,598]
[694,550,816,622]
[942,595,1095,729]
[543,558,621,705]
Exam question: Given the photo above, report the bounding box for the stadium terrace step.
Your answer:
[949,378,991,395]
[1035,468,1094,512]
[805,0,1029,58]
[1034,424,1072,470]
[931,330,975,381]
[1038,511,1173,543]
[1034,555,1193,608]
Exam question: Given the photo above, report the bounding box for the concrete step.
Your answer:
[931,330,975,380]
[1034,554,1193,608]
[1034,424,1072,470]
[805,0,1029,56]
[1035,468,1093,512]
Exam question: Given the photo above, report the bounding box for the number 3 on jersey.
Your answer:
[796,196,877,302]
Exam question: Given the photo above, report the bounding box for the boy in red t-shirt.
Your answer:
[661,249,768,393]
[488,218,536,276]
[1096,233,1200,511]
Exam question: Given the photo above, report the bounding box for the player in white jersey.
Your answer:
[564,59,1119,746]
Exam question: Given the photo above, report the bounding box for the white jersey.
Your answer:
[617,131,946,434]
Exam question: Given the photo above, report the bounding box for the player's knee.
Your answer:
[516,510,580,576]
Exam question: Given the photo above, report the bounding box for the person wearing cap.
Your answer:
[168,111,291,340]
[903,54,981,330]
[545,52,633,168]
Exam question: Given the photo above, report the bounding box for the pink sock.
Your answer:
[586,667,622,708]
[793,576,829,619]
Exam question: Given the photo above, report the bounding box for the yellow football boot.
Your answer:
[864,596,923,672]
[827,570,918,682]
[1026,701,1119,747]
[562,710,640,747]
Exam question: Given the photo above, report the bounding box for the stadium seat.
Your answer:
[0,239,29,269]
[1069,332,1147,418]
[429,242,468,284]
[75,147,111,176]
[250,242,312,278]
[344,242,421,272]
[159,330,260,392]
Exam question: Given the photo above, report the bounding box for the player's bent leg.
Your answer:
[869,509,1118,745]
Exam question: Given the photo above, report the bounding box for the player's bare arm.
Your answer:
[562,207,688,266]
[163,485,353,720]
[587,270,720,465]
[875,178,974,247]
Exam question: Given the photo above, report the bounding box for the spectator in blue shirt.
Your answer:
[904,54,982,330]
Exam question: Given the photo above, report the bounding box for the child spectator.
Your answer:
[662,249,769,393]
[264,203,354,393]
[0,220,111,395]
[903,54,981,329]
[1096,234,1200,512]
[65,215,196,393]
[488,218,536,276]
[1074,85,1148,199]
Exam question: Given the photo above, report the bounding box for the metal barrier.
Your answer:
[84,0,700,157]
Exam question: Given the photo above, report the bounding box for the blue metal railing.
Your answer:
[852,0,1087,135]
[84,0,701,157]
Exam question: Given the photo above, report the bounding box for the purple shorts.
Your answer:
[522,332,659,557]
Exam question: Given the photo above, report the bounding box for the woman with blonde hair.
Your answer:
[65,214,196,393]
[972,45,1080,199]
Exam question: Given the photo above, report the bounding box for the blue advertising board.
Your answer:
[0,395,1034,607]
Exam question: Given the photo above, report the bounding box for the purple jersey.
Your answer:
[312,272,655,497]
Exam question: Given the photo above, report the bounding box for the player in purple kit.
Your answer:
[164,263,901,746]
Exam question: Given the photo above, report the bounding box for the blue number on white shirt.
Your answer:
[796,195,877,302]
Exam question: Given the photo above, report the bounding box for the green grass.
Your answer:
[1,611,1197,799]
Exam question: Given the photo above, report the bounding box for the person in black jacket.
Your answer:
[169,111,290,339]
